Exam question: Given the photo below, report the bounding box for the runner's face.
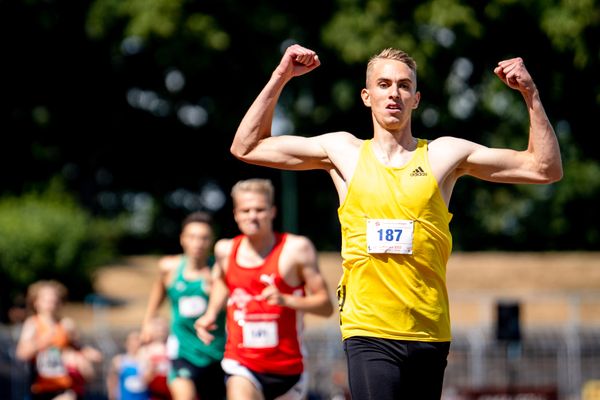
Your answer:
[34,286,61,314]
[180,222,213,259]
[362,59,419,130]
[233,192,275,236]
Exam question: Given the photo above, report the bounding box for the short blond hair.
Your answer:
[231,179,275,207]
[366,48,417,86]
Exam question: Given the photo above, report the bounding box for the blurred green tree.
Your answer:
[1,0,598,253]
[0,179,124,321]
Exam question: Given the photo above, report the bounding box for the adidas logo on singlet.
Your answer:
[410,166,427,176]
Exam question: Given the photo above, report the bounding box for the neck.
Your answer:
[184,255,207,271]
[371,131,418,167]
[37,311,58,322]
[375,133,416,148]
[245,231,277,258]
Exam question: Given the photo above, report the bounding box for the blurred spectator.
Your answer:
[107,330,150,400]
[7,293,27,341]
[7,294,27,322]
[139,316,171,400]
[62,318,103,400]
[16,280,77,400]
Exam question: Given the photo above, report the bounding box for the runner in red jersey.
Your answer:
[224,232,305,375]
[196,178,333,400]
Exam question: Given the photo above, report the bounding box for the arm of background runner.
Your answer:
[194,240,231,345]
[15,316,39,361]
[140,257,170,343]
[262,236,334,317]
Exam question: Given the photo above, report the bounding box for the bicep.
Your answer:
[462,145,540,183]
[210,261,225,282]
[296,241,328,295]
[237,135,332,171]
[213,239,233,277]
[18,319,36,342]
[157,257,178,286]
[16,319,36,359]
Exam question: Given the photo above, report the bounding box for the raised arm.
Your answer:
[453,57,562,184]
[231,44,330,171]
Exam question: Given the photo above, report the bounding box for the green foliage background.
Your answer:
[0,0,598,312]
[0,180,123,320]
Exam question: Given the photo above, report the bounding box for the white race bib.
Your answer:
[242,321,278,349]
[124,375,147,393]
[166,334,179,359]
[36,347,66,378]
[178,295,207,318]
[366,219,414,254]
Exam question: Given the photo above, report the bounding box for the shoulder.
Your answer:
[20,316,38,334]
[282,233,317,261]
[316,131,362,149]
[428,136,481,154]
[426,136,489,183]
[158,255,181,273]
[427,136,485,167]
[324,131,361,141]
[215,238,233,254]
[213,238,235,274]
[214,238,235,258]
[317,132,363,182]
[284,233,314,248]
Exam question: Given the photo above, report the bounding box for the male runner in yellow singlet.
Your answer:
[229,44,562,399]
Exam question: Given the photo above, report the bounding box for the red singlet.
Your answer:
[224,233,305,375]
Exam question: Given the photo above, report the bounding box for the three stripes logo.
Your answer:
[410,166,427,176]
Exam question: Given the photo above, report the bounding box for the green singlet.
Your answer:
[166,256,226,367]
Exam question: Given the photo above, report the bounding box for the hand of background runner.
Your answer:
[194,313,218,345]
[260,285,286,307]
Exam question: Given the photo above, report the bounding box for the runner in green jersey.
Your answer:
[142,212,226,400]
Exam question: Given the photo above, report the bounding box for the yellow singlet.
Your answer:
[337,139,453,342]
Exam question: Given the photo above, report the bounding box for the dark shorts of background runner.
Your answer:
[225,368,301,400]
[170,357,225,400]
[32,390,72,400]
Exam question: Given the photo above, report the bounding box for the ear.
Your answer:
[361,88,371,107]
[412,91,421,109]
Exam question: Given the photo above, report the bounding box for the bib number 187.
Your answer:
[377,228,403,241]
[366,219,414,254]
